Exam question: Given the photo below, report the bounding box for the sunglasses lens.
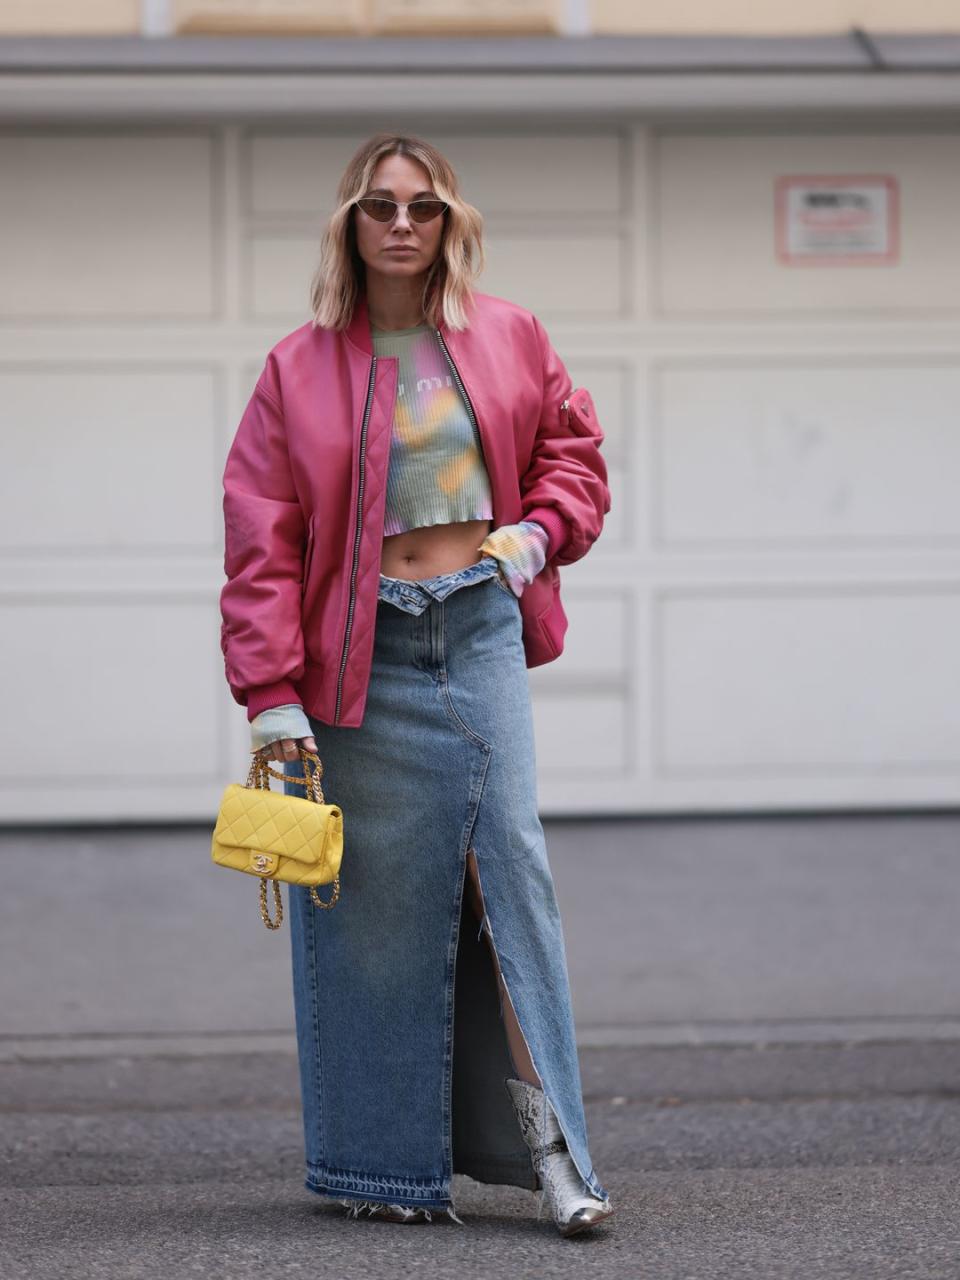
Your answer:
[356,197,448,223]
[357,198,396,222]
[409,200,448,223]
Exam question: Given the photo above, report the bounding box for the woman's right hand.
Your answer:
[249,703,317,762]
[263,732,318,763]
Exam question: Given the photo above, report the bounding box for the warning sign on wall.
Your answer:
[774,174,899,266]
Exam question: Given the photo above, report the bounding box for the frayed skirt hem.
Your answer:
[305,1176,466,1224]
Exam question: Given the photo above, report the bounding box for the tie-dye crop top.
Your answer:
[370,323,494,535]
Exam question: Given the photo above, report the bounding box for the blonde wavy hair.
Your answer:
[310,132,485,333]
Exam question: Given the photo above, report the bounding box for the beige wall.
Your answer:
[2,0,957,36]
[592,0,960,34]
[0,0,139,34]
[173,0,559,34]
[1,0,558,38]
[173,0,363,33]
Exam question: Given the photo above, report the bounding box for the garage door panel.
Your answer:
[0,600,219,778]
[245,232,314,321]
[658,588,960,773]
[530,588,631,782]
[243,130,625,218]
[424,133,626,214]
[595,462,628,548]
[480,232,625,316]
[0,134,217,321]
[244,133,360,216]
[657,133,960,314]
[8,120,955,818]
[657,361,960,545]
[533,691,628,776]
[1,366,221,550]
[538,588,629,678]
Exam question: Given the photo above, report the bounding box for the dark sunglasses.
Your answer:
[354,196,449,224]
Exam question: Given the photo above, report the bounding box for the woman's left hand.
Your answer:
[478,521,549,598]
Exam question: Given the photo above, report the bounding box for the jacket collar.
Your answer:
[345,287,373,355]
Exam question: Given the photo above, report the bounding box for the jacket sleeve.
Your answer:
[219,358,308,721]
[519,313,612,567]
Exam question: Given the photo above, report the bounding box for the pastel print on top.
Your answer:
[371,323,494,537]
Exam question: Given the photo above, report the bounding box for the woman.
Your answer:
[219,132,613,1236]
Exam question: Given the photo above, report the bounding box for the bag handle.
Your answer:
[246,745,326,804]
[244,745,340,928]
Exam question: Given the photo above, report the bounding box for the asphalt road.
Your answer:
[3,813,959,1276]
[3,1039,960,1280]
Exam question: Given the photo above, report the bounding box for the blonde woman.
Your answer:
[219,132,613,1236]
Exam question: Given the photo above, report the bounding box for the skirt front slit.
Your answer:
[284,554,609,1217]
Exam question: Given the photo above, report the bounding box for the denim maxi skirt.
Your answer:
[283,553,609,1218]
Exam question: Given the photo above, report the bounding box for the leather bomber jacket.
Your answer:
[219,288,612,729]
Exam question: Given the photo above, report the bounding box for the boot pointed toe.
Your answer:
[561,1201,616,1236]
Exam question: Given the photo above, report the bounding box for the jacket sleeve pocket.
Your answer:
[562,386,604,440]
[519,314,612,568]
[219,361,308,721]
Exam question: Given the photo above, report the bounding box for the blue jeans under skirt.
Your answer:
[283,554,609,1215]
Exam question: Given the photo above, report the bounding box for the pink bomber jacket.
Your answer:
[219,287,611,729]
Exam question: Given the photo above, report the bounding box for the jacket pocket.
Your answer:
[535,575,567,662]
[561,386,603,440]
[301,519,315,599]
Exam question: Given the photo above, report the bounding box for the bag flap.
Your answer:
[213,783,342,866]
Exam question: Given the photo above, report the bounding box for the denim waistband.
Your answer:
[377,554,502,616]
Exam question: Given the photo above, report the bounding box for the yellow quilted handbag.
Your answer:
[211,747,343,931]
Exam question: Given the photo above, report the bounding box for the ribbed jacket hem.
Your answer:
[245,678,303,721]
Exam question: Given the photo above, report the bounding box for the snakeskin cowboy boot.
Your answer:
[505,1077,615,1236]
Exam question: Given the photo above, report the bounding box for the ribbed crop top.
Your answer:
[370,323,494,537]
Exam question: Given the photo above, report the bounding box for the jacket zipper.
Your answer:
[435,328,485,459]
[334,354,377,724]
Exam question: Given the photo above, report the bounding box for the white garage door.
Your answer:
[3,123,957,820]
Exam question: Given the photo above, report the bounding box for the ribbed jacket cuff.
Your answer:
[246,679,303,722]
[250,703,312,751]
[524,506,569,560]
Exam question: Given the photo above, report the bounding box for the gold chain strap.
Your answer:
[245,745,341,928]
[259,876,284,930]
